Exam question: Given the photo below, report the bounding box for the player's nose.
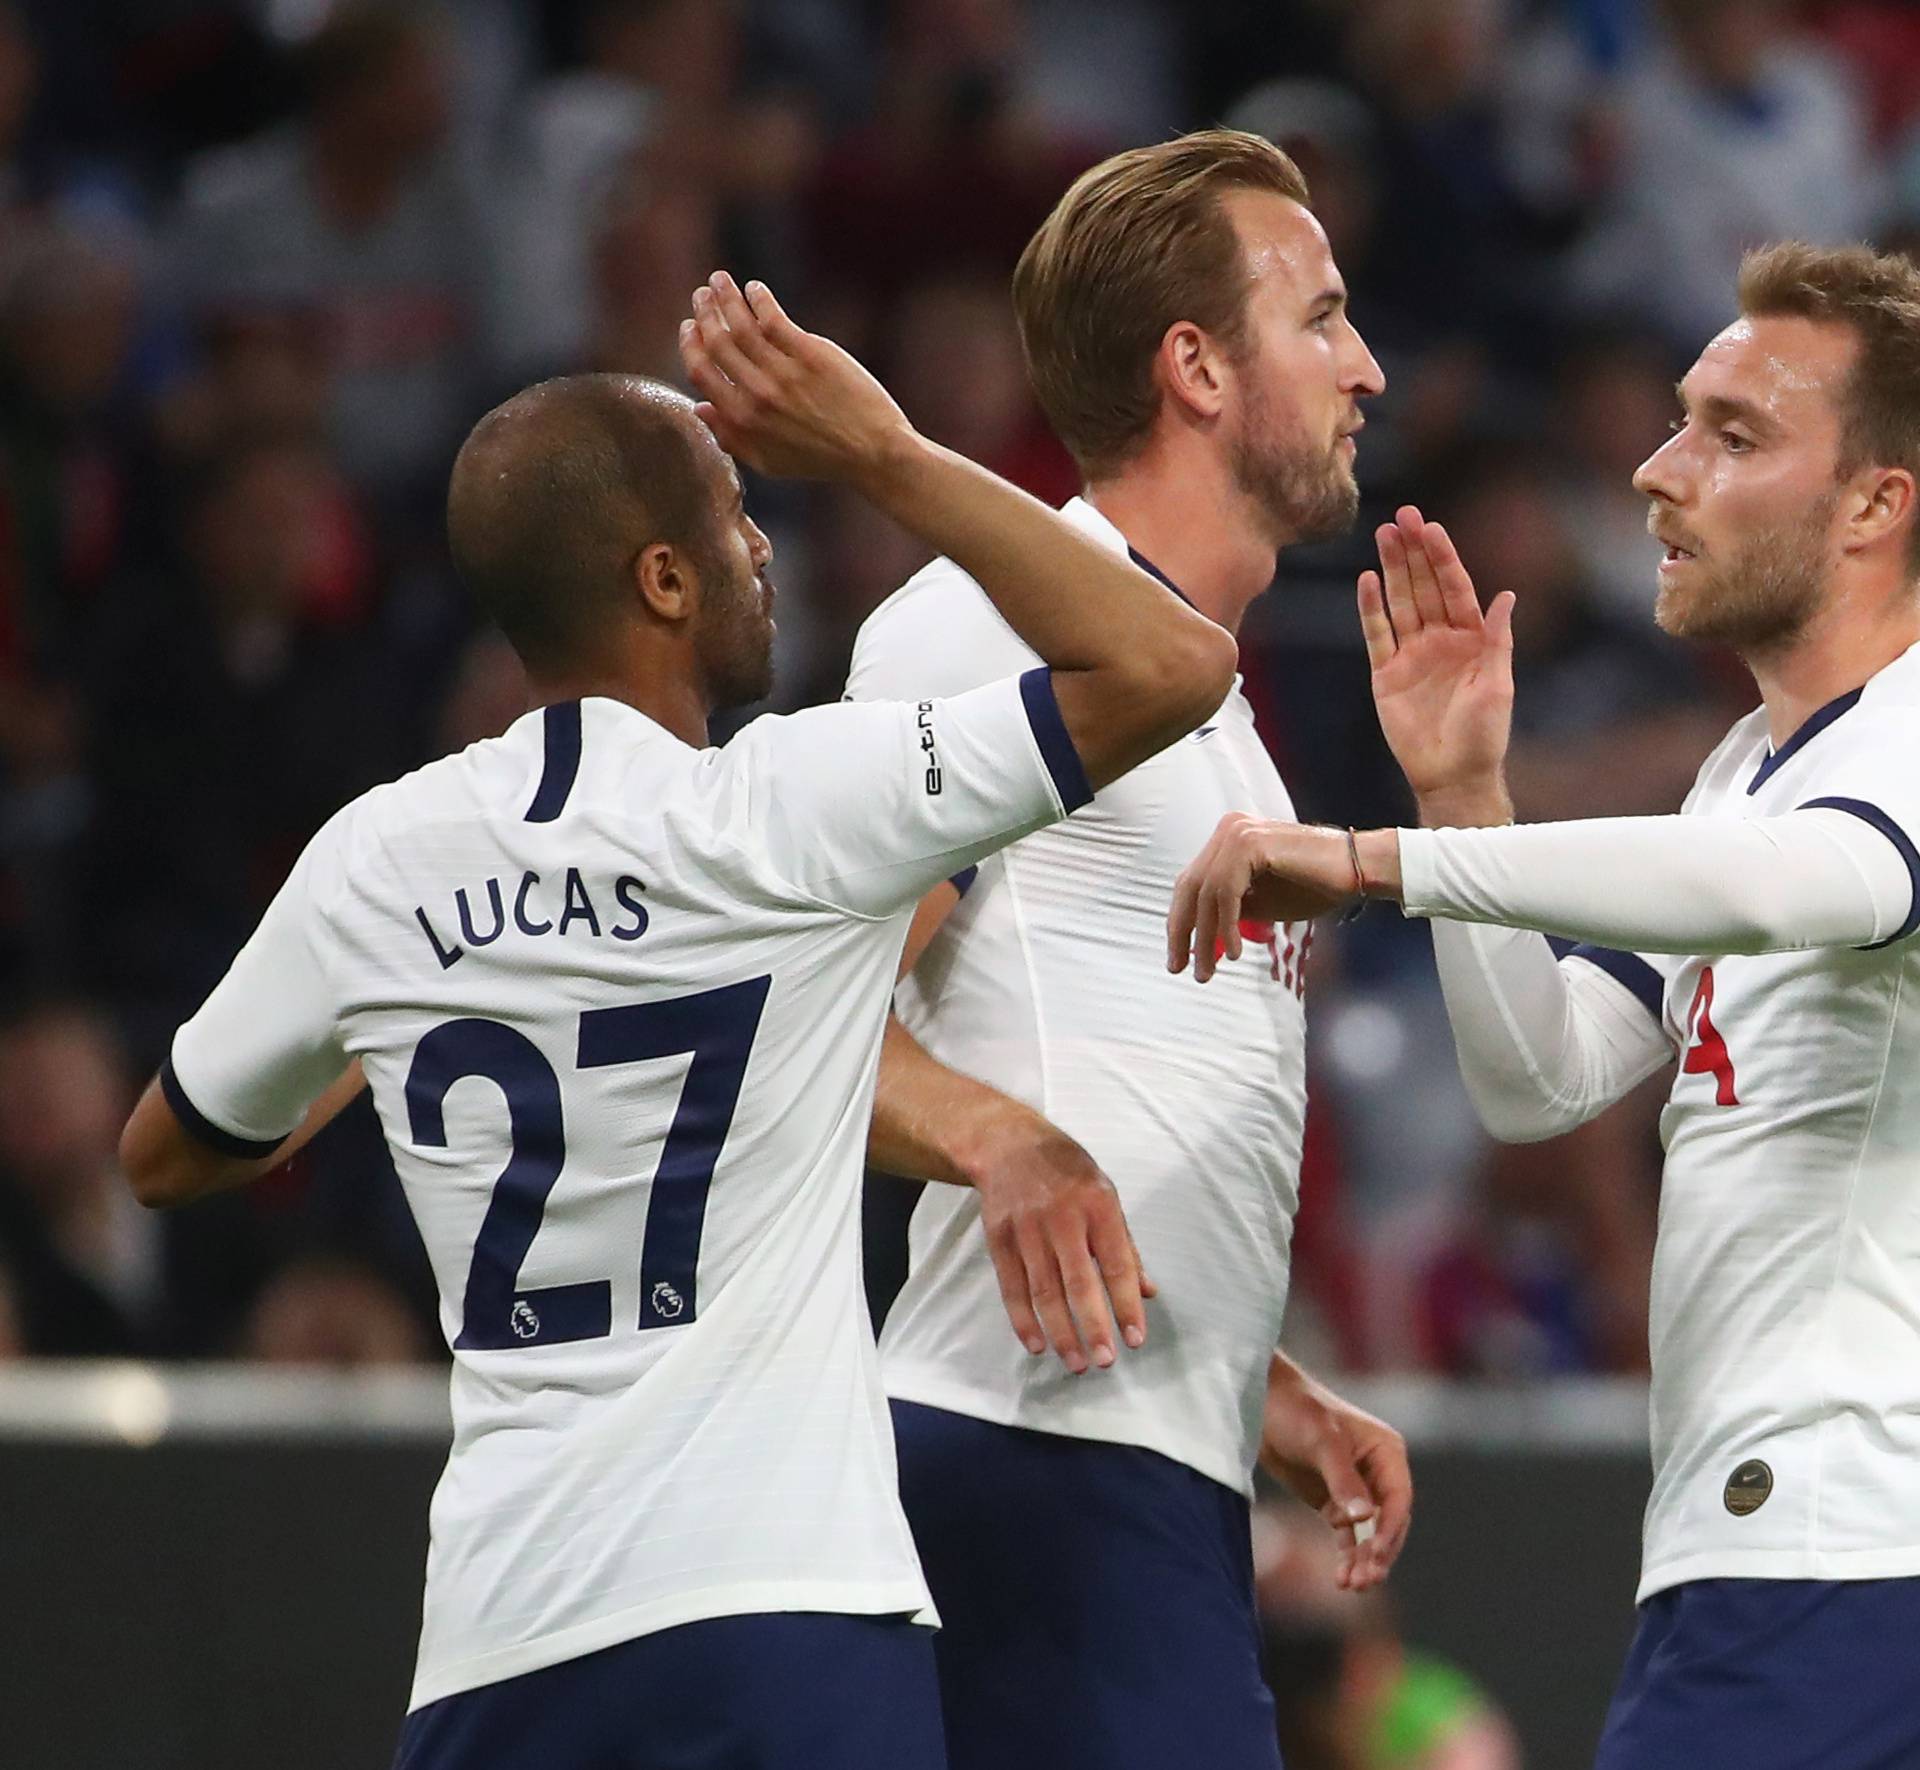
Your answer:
[1632,433,1686,504]
[1343,322,1385,399]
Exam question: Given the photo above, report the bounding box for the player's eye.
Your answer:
[1721,430,1752,453]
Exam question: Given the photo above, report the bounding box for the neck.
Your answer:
[1085,442,1282,634]
[526,663,712,749]
[1744,572,1920,746]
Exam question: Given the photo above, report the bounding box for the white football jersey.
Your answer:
[1581,641,1920,1600]
[164,677,1091,1707]
[846,498,1307,1497]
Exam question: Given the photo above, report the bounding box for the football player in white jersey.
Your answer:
[844,130,1412,1770]
[1170,240,1920,1770]
[117,273,1238,1770]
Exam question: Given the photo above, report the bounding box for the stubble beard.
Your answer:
[696,554,776,711]
[1230,381,1359,547]
[1654,493,1835,653]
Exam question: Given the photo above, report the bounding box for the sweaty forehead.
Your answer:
[1685,315,1857,429]
[1220,188,1336,300]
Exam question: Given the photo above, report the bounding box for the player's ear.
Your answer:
[1847,466,1918,561]
[1156,320,1230,425]
[635,541,696,625]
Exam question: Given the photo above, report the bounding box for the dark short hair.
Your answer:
[1012,129,1311,480]
[446,374,717,675]
[1739,240,1920,570]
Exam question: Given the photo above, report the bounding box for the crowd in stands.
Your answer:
[3,0,1916,1374]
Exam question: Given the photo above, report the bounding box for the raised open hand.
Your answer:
[678,272,913,485]
[1361,506,1515,813]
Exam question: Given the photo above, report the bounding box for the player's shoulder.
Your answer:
[849,553,1035,701]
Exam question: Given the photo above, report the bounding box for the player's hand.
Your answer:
[1363,506,1516,819]
[678,272,915,485]
[1260,1356,1412,1591]
[1166,815,1353,982]
[967,1112,1157,1376]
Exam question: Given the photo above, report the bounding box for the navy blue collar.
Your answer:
[1748,685,1864,794]
[1127,545,1193,608]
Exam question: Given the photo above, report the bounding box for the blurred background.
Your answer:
[4,0,1918,1762]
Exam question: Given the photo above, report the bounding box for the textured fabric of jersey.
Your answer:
[847,498,1306,1496]
[1626,647,1920,1599]
[167,680,1083,1707]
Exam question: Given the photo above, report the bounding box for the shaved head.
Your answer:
[446,374,726,676]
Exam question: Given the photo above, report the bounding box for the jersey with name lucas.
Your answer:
[164,677,1090,1708]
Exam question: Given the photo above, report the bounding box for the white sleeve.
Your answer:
[1399,807,1917,954]
[845,564,1037,705]
[729,667,1092,919]
[844,565,1042,901]
[1432,921,1675,1143]
[165,834,349,1154]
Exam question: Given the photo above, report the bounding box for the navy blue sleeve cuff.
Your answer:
[1802,796,1920,949]
[1549,939,1666,1022]
[160,1058,286,1159]
[1018,668,1094,813]
[947,864,979,898]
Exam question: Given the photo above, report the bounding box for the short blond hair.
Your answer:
[1011,129,1310,479]
[1739,240,1920,568]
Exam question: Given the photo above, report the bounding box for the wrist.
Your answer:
[1353,828,1403,902]
[946,1096,1053,1192]
[1415,778,1514,829]
[852,422,931,505]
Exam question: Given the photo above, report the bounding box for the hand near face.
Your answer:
[1362,505,1516,817]
[678,273,913,486]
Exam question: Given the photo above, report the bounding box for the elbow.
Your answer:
[119,1119,196,1211]
[1465,1080,1586,1146]
[1142,622,1239,732]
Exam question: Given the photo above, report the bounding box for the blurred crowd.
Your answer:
[1,0,1916,1372]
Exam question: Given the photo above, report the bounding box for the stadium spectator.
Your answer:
[1565,0,1881,345]
[578,151,721,385]
[1548,325,1684,624]
[77,438,399,1052]
[242,1254,431,1368]
[165,1,491,518]
[0,998,163,1356]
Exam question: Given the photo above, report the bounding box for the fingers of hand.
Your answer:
[742,278,808,351]
[1361,1436,1414,1577]
[1088,1201,1148,1351]
[1357,572,1397,671]
[1167,867,1198,974]
[1057,1234,1118,1369]
[1487,589,1517,655]
[694,286,779,404]
[983,1225,1046,1358]
[1396,505,1448,630]
[1016,1221,1089,1374]
[706,272,780,372]
[1424,520,1482,630]
[1377,522,1419,640]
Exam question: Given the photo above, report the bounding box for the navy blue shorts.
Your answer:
[1595,1577,1920,1770]
[892,1400,1280,1770]
[392,1611,944,1770]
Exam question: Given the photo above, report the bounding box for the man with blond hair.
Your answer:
[1172,241,1920,1767]
[846,130,1409,1770]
